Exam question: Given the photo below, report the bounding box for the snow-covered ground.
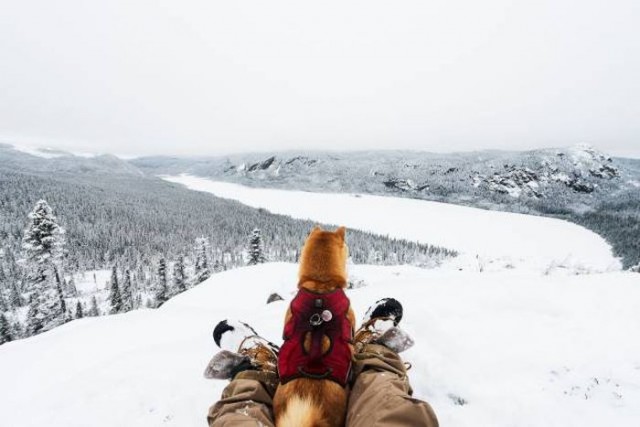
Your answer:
[163,175,621,273]
[1,180,637,427]
[1,263,639,427]
[72,269,111,295]
[4,270,113,329]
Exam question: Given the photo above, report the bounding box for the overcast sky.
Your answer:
[1,0,639,158]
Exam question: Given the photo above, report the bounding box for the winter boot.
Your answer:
[354,298,415,354]
[204,320,279,381]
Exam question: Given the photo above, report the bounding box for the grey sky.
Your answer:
[1,0,639,158]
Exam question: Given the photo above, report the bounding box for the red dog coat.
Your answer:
[278,288,352,386]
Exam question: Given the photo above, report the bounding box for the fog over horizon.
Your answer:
[1,0,639,159]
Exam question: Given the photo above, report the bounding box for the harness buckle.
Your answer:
[309,313,323,326]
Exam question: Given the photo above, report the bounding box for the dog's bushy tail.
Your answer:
[277,396,328,427]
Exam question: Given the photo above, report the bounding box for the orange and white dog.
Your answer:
[273,226,356,427]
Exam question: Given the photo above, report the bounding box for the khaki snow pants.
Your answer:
[207,344,439,427]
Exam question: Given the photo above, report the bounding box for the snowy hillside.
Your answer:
[1,263,639,427]
[164,175,621,273]
[0,182,635,427]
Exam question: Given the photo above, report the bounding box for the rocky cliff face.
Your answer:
[209,145,629,202]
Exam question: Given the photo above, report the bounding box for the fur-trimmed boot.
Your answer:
[204,320,279,382]
[354,298,415,354]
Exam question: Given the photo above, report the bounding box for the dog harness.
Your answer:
[278,288,352,386]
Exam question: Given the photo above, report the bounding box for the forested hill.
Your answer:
[132,146,640,268]
[0,170,452,272]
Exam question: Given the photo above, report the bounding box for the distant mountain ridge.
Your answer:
[131,145,639,202]
[0,143,141,176]
[132,146,640,268]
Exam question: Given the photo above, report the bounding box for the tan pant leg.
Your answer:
[207,371,278,427]
[346,344,439,427]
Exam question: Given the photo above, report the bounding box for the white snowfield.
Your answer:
[1,263,639,427]
[163,175,621,272]
[1,181,636,427]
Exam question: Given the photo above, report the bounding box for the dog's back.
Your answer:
[273,226,354,427]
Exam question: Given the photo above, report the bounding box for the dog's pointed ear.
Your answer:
[335,226,346,241]
[310,225,322,235]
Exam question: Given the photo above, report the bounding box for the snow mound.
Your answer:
[164,175,621,273]
[1,263,639,427]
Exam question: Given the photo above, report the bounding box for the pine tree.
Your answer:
[0,264,6,287]
[0,313,12,344]
[247,228,266,265]
[54,267,67,321]
[26,293,44,335]
[75,301,84,319]
[88,295,100,317]
[21,200,66,334]
[67,276,78,297]
[108,266,122,314]
[21,200,65,289]
[194,238,211,284]
[11,320,24,340]
[155,258,168,307]
[172,255,187,295]
[121,270,133,312]
[9,283,23,309]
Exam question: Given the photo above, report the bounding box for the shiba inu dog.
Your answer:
[273,226,356,427]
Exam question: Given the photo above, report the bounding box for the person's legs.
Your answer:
[346,298,439,427]
[346,343,439,427]
[207,370,277,427]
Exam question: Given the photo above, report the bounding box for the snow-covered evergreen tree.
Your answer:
[0,313,12,344]
[0,264,6,289]
[11,320,24,341]
[108,266,122,314]
[194,238,211,284]
[26,293,45,335]
[121,270,134,312]
[172,255,187,295]
[21,200,67,335]
[246,228,266,265]
[75,301,84,319]
[53,267,67,321]
[88,295,100,317]
[66,276,78,297]
[9,283,23,309]
[21,200,65,289]
[155,258,168,307]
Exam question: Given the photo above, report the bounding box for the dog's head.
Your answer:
[298,226,349,291]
